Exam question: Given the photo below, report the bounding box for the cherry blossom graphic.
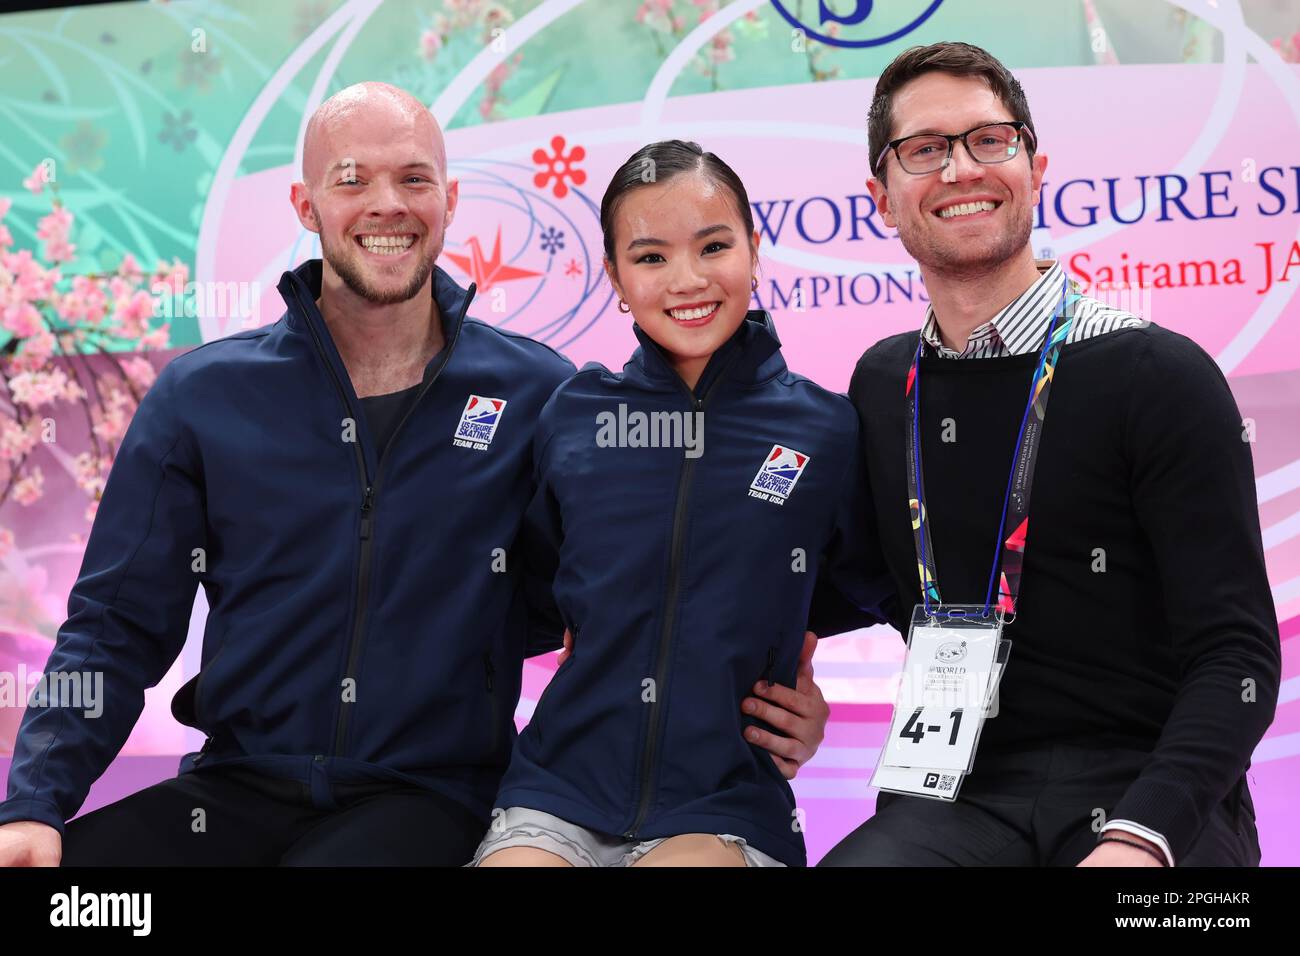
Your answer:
[0,166,178,599]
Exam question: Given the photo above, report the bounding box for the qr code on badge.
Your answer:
[922,772,959,792]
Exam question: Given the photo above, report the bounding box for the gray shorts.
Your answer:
[469,806,786,867]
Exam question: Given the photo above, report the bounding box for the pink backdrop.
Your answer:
[6,63,1298,864]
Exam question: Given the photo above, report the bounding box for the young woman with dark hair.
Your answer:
[472,141,891,867]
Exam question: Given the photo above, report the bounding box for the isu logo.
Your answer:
[936,641,968,663]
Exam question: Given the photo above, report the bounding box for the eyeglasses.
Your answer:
[875,122,1035,176]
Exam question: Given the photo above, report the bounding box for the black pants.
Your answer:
[61,765,488,866]
[818,744,1261,867]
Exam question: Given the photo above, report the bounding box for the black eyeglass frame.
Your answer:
[874,121,1037,177]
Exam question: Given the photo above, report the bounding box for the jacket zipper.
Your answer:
[294,280,474,758]
[484,651,500,751]
[624,369,731,839]
[760,645,777,686]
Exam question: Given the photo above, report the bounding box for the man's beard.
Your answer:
[315,210,437,305]
[897,198,1032,281]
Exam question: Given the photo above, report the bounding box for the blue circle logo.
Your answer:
[768,0,944,49]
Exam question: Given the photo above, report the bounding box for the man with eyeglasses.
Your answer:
[819,42,1279,867]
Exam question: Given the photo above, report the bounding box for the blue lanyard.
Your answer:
[907,276,1073,619]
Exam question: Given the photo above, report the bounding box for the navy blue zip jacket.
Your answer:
[494,312,892,866]
[0,260,573,833]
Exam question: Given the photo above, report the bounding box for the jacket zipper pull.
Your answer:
[484,652,495,692]
[360,487,375,540]
[761,646,776,686]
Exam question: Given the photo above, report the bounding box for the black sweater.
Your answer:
[847,324,1281,860]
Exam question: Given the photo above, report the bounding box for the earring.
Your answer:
[617,299,630,313]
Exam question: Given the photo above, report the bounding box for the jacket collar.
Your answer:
[275,259,477,477]
[277,258,476,345]
[630,309,786,396]
[919,258,1071,358]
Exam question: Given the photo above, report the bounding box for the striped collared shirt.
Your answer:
[918,258,1169,865]
[920,259,1145,358]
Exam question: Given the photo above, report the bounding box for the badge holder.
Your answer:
[869,604,1011,801]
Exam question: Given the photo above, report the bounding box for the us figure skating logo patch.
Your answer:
[453,395,507,451]
[748,445,810,506]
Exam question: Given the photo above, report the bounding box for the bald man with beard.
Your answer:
[0,83,832,866]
